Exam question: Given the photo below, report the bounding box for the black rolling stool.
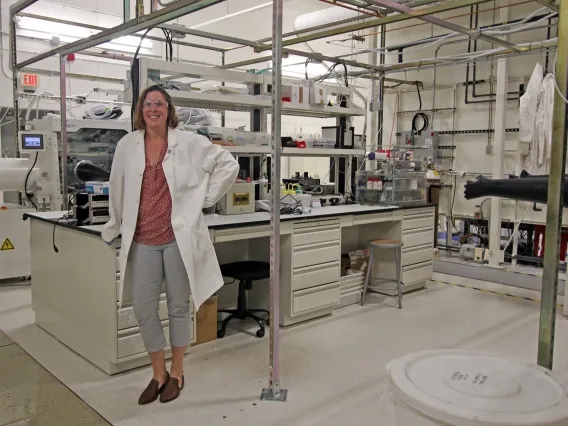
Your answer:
[217,261,270,338]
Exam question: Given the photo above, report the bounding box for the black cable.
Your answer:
[162,29,170,61]
[24,152,39,210]
[412,112,429,135]
[130,27,154,129]
[52,193,75,253]
[415,81,422,110]
[305,58,311,81]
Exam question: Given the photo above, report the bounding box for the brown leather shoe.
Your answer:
[138,373,169,405]
[160,375,184,403]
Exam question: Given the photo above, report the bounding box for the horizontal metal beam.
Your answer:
[533,0,559,12]
[367,0,523,52]
[9,0,39,15]
[254,0,495,52]
[381,38,556,72]
[159,23,258,47]
[18,13,225,52]
[15,0,223,70]
[20,67,124,84]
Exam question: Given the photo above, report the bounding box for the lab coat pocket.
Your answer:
[174,165,199,191]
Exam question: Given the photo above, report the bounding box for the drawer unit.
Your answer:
[294,218,340,230]
[292,262,339,291]
[402,207,435,219]
[403,227,434,248]
[293,282,339,314]
[402,261,433,284]
[293,242,340,269]
[293,226,340,248]
[117,320,170,359]
[403,213,434,231]
[117,298,169,331]
[402,244,433,267]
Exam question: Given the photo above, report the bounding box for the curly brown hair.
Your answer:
[133,85,179,130]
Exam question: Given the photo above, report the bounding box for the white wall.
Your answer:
[0,0,559,220]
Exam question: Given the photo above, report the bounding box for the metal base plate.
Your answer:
[260,388,288,402]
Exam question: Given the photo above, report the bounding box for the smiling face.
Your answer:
[142,90,169,133]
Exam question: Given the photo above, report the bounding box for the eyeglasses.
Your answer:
[143,100,168,108]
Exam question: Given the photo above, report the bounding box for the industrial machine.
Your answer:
[218,182,256,215]
[0,130,60,280]
[27,117,130,189]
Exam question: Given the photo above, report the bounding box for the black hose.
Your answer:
[24,152,39,210]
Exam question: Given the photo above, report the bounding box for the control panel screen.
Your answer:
[22,134,44,150]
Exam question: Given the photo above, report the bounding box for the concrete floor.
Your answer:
[0,330,109,426]
[1,281,568,426]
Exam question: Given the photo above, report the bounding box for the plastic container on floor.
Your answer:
[376,350,568,426]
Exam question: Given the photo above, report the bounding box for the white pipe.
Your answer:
[293,6,363,33]
[191,1,291,30]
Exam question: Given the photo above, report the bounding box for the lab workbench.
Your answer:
[24,203,435,375]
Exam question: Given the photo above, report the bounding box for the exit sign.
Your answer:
[21,73,39,88]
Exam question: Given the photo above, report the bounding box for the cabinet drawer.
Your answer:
[402,244,433,266]
[403,207,434,218]
[292,262,339,291]
[117,298,169,331]
[403,214,434,231]
[117,322,169,358]
[293,242,340,268]
[294,218,340,230]
[293,227,340,247]
[402,261,433,284]
[403,227,434,248]
[293,283,339,314]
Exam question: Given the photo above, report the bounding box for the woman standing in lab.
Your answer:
[102,85,239,404]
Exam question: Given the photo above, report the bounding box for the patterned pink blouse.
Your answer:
[133,139,175,246]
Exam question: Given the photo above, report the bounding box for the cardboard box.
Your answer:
[195,295,218,345]
[347,248,371,280]
[300,80,328,105]
[282,84,309,104]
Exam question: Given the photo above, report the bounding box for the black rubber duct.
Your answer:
[464,173,568,207]
[74,160,110,183]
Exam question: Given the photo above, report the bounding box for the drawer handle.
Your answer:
[294,241,339,253]
[403,261,432,272]
[293,262,339,275]
[294,282,338,297]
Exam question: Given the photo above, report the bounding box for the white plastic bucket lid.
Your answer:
[387,350,568,426]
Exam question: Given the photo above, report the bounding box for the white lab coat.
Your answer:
[101,128,240,312]
[534,73,554,171]
[519,62,543,145]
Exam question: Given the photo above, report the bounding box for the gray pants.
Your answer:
[130,240,191,353]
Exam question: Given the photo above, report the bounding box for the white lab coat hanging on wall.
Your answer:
[520,63,543,175]
[101,128,240,312]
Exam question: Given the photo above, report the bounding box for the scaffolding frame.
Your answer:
[8,0,566,399]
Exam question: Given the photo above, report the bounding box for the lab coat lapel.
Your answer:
[162,128,178,187]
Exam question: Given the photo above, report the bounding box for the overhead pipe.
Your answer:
[254,0,497,52]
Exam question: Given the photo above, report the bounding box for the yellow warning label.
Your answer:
[1,238,14,251]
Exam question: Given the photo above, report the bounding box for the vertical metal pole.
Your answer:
[11,18,20,157]
[538,3,568,369]
[378,25,386,147]
[60,55,68,211]
[368,28,378,151]
[487,3,509,267]
[221,51,226,128]
[261,0,287,402]
[123,0,130,22]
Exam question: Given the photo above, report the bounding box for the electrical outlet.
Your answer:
[486,145,493,155]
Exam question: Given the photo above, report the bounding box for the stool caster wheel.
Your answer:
[217,329,226,338]
[256,328,265,338]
